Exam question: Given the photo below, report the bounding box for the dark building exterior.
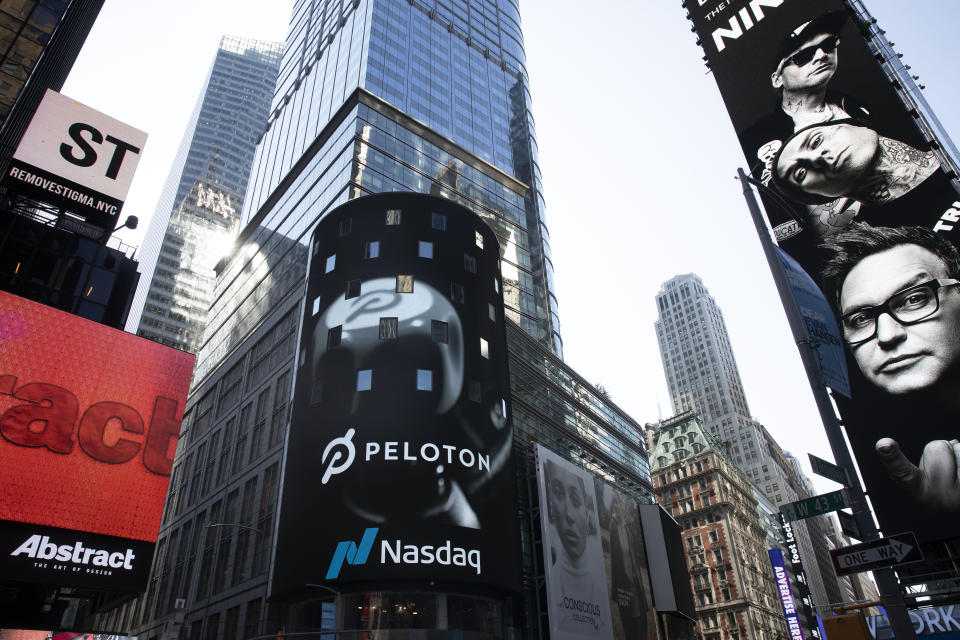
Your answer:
[0,0,141,330]
[0,0,104,176]
[0,198,138,328]
[132,36,282,352]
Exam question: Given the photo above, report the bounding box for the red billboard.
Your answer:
[0,291,194,590]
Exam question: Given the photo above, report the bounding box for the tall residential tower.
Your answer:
[655,273,845,616]
[131,36,282,352]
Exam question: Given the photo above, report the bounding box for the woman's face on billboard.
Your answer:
[548,466,588,560]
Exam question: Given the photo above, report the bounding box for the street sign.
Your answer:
[809,453,847,485]
[781,489,848,522]
[837,509,862,541]
[831,532,923,576]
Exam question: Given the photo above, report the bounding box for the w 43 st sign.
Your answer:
[780,490,848,523]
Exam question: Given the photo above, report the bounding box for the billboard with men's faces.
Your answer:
[687,0,960,541]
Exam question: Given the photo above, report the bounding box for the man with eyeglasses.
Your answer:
[821,223,960,510]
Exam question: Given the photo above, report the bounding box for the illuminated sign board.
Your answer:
[270,193,520,597]
[769,548,804,640]
[685,0,960,541]
[0,291,194,590]
[4,89,147,229]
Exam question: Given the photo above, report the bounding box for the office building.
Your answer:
[0,0,104,174]
[647,412,786,640]
[91,0,668,638]
[131,36,282,351]
[655,273,845,614]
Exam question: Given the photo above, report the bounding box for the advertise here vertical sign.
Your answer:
[769,548,804,640]
[687,0,960,540]
[4,89,147,230]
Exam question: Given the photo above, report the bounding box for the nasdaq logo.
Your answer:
[325,527,378,579]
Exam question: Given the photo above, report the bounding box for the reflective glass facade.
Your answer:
[132,37,282,352]
[197,0,559,382]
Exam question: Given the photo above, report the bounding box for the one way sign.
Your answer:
[830,532,923,576]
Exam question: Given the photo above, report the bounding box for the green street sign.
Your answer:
[780,489,848,522]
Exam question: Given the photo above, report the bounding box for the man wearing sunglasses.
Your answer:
[821,223,960,510]
[743,11,871,240]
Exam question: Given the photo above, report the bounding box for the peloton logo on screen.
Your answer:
[319,428,493,485]
[325,528,482,579]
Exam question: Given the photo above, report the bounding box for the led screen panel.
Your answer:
[535,444,615,640]
[688,0,960,540]
[270,193,521,597]
[0,291,194,590]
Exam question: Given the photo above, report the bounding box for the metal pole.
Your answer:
[737,168,917,640]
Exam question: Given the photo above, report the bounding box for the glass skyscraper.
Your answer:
[195,0,560,382]
[131,36,282,352]
[99,1,658,638]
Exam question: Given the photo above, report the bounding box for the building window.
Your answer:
[339,218,352,236]
[464,253,477,273]
[312,296,321,316]
[324,254,336,273]
[431,213,446,230]
[488,303,496,322]
[379,317,398,339]
[431,320,448,343]
[346,279,361,299]
[709,530,718,543]
[327,326,341,350]
[310,381,323,405]
[475,230,484,249]
[416,369,432,391]
[365,241,380,259]
[386,209,402,225]
[356,369,372,391]
[451,282,465,303]
[396,275,413,293]
[418,241,433,259]
[480,338,489,359]
[493,278,499,294]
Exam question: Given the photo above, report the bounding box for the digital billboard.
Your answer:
[688,0,960,540]
[769,548,804,640]
[0,291,194,590]
[3,89,147,230]
[270,194,521,597]
[535,445,614,640]
[593,474,659,640]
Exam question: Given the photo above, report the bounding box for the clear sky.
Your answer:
[61,0,960,495]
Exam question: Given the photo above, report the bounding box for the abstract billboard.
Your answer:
[0,291,194,590]
[688,0,960,540]
[270,194,520,597]
[3,89,147,230]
